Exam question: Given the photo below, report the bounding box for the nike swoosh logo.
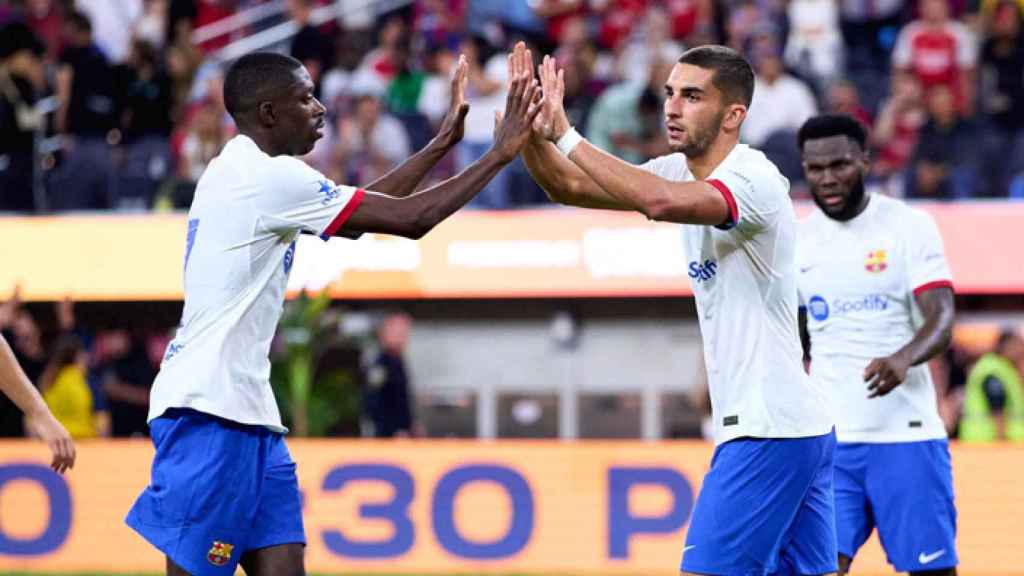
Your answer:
[919,549,946,564]
[682,545,696,553]
[800,266,816,274]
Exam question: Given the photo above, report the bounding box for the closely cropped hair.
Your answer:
[223,52,304,119]
[798,114,868,151]
[678,45,755,108]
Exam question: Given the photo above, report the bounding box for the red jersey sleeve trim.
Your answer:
[707,179,738,230]
[912,279,954,297]
[320,188,365,240]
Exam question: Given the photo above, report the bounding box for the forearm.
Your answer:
[410,149,509,232]
[896,316,953,366]
[894,288,955,366]
[522,136,619,209]
[0,337,49,418]
[362,137,451,198]
[566,140,723,223]
[349,149,511,238]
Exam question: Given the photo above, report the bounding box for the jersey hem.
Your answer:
[836,430,948,443]
[148,400,288,434]
[714,423,834,445]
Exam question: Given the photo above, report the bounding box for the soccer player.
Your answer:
[518,43,836,575]
[125,51,542,576]
[797,114,958,576]
[0,333,75,473]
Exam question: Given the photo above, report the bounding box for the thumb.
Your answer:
[458,102,470,120]
[494,109,503,129]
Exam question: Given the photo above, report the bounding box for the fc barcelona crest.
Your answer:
[207,541,234,567]
[865,250,888,273]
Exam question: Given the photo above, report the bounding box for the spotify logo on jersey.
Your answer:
[808,295,829,321]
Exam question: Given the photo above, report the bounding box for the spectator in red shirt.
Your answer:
[827,79,873,129]
[872,73,927,181]
[665,0,711,42]
[893,0,978,114]
[24,0,64,64]
[530,0,587,45]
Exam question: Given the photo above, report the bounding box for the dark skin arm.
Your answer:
[798,307,811,366]
[360,56,470,198]
[340,54,543,240]
[864,287,955,398]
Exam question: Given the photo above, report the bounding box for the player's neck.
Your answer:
[239,128,285,157]
[687,136,739,180]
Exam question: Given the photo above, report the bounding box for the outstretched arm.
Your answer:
[533,55,728,225]
[341,54,544,239]
[505,44,624,210]
[0,335,75,473]
[361,56,471,198]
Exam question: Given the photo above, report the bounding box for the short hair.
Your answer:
[677,45,754,108]
[797,114,868,151]
[223,52,304,120]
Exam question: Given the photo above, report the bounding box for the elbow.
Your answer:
[406,225,429,241]
[406,212,435,240]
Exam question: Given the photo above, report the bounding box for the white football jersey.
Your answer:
[640,144,832,445]
[148,135,364,432]
[798,193,953,443]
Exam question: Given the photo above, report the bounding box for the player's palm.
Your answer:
[493,75,543,162]
[493,47,544,162]
[436,55,470,148]
[536,55,570,142]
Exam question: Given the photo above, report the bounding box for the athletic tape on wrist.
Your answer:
[556,127,583,156]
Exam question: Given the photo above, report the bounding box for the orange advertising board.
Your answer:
[2,202,1023,301]
[0,440,1021,574]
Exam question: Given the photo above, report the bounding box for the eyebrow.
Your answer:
[666,84,705,94]
[804,157,853,167]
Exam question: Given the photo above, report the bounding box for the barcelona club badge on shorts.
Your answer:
[207,541,234,567]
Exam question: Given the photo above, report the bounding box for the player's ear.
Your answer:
[257,101,276,126]
[723,104,746,131]
[860,150,871,174]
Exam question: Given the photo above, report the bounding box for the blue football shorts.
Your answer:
[834,440,958,572]
[681,430,838,575]
[126,408,305,575]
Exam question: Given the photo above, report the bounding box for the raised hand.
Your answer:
[492,47,544,163]
[434,54,470,149]
[536,54,571,142]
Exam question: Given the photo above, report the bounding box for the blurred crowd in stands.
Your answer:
[0,290,164,439]
[2,288,1022,441]
[1,1,1023,441]
[1,0,1024,213]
